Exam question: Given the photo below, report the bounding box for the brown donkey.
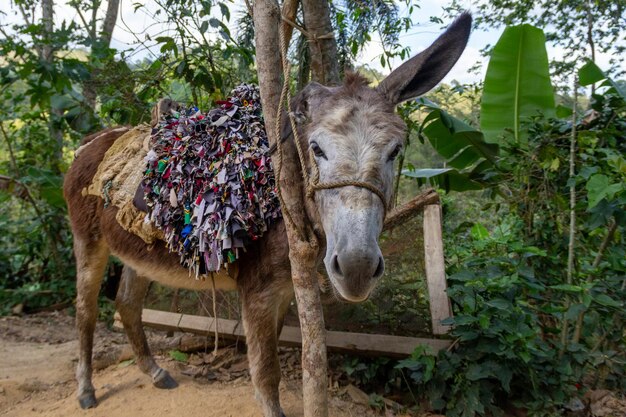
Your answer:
[63,13,471,417]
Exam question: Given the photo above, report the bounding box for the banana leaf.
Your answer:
[480,24,555,145]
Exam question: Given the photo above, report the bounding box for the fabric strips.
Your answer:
[142,84,282,277]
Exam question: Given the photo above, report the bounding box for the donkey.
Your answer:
[63,13,471,417]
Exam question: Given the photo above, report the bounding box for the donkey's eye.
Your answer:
[388,145,402,161]
[310,142,327,159]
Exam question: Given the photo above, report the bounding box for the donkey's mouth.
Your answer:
[318,272,372,304]
[326,276,373,304]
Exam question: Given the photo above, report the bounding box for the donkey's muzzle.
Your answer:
[329,247,384,302]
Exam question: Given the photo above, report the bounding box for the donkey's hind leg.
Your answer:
[115,266,178,389]
[75,238,110,409]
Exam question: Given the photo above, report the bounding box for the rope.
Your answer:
[273,13,389,243]
[211,276,219,355]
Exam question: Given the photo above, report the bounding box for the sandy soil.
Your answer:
[0,312,379,417]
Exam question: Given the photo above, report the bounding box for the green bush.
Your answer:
[398,219,583,416]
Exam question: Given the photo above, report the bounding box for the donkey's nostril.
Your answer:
[373,256,384,279]
[331,254,343,277]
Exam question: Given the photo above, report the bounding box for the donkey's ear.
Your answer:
[291,82,333,123]
[377,12,472,104]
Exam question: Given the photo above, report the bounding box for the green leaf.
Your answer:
[470,223,489,240]
[556,104,573,119]
[168,350,188,362]
[422,109,498,166]
[118,358,136,368]
[40,186,65,208]
[480,24,555,145]
[578,60,626,99]
[466,363,489,381]
[586,174,623,209]
[593,294,622,308]
[218,2,230,20]
[578,60,606,86]
[586,174,609,208]
[486,298,511,310]
[402,168,483,192]
[550,284,583,293]
[401,168,452,178]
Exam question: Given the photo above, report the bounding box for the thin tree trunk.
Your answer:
[301,0,339,85]
[560,77,578,356]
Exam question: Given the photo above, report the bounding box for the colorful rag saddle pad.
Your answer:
[141,84,282,276]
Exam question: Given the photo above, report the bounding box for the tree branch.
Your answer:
[383,188,440,232]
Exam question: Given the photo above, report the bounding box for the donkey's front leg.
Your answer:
[240,280,293,417]
[115,266,178,389]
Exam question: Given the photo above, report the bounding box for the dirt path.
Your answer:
[0,312,378,417]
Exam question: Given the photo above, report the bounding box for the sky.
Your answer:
[0,0,621,85]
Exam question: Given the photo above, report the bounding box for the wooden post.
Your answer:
[423,203,452,335]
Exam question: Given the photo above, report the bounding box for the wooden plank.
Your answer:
[123,309,451,357]
[423,204,453,335]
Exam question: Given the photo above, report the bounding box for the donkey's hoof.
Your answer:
[78,392,97,409]
[153,369,178,389]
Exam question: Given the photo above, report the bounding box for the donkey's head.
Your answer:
[291,13,472,302]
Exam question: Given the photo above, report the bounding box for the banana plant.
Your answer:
[402,98,498,192]
[403,23,557,192]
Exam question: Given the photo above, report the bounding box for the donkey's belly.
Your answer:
[114,251,238,291]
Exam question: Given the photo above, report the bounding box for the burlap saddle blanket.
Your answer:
[81,124,163,244]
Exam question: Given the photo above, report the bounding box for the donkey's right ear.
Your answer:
[377,12,472,104]
[290,82,333,124]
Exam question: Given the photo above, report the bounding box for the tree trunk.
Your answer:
[253,0,282,146]
[39,0,64,173]
[297,34,311,91]
[101,0,119,45]
[83,0,120,110]
[41,0,54,62]
[301,0,340,85]
[253,0,329,416]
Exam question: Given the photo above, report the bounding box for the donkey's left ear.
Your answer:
[377,12,472,104]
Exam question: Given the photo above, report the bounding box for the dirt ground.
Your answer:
[2,312,625,417]
[0,311,380,417]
